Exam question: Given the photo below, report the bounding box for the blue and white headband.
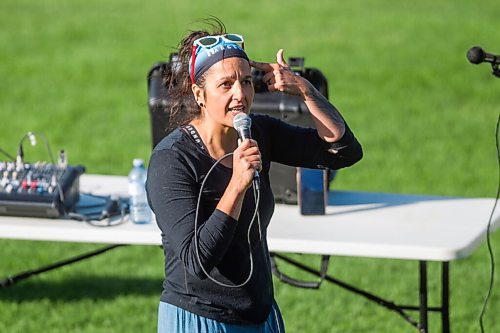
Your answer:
[189,34,249,84]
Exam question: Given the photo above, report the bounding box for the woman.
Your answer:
[146,20,362,333]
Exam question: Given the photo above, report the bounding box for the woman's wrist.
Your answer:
[227,178,248,197]
[216,179,246,220]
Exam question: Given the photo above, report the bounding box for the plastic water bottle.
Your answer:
[128,158,152,224]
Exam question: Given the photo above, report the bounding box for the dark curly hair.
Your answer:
[162,18,226,132]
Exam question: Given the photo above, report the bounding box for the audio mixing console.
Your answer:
[0,161,85,218]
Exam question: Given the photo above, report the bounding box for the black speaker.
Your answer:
[147,55,332,204]
[147,59,170,149]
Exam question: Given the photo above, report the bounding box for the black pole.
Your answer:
[442,262,450,333]
[272,252,420,328]
[419,261,428,333]
[0,244,125,288]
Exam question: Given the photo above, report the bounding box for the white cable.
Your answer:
[194,152,262,288]
[253,185,262,240]
[274,306,282,333]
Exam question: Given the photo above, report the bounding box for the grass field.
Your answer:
[1,0,499,332]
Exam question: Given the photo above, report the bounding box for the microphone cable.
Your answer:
[66,193,129,227]
[18,131,56,166]
[479,111,500,333]
[194,152,262,288]
[0,147,15,161]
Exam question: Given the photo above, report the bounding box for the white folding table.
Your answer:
[0,174,498,333]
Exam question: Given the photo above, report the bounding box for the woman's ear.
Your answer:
[192,84,205,107]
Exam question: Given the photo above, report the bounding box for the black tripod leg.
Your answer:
[0,244,125,288]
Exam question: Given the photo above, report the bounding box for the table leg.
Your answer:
[0,244,125,288]
[442,262,450,333]
[272,253,450,332]
[420,261,428,333]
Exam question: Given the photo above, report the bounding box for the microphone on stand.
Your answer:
[233,113,260,189]
[467,46,500,78]
[466,46,500,65]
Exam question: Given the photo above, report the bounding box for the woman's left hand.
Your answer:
[250,49,311,97]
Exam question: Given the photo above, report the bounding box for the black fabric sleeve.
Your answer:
[256,115,362,170]
[146,148,238,279]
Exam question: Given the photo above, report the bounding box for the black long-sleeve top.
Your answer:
[146,114,362,325]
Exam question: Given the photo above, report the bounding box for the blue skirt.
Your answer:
[158,301,285,333]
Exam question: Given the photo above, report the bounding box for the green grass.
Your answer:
[1,0,499,332]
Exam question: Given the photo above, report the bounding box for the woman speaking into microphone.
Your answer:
[146,19,363,333]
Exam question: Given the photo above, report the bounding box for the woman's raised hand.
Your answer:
[250,49,311,97]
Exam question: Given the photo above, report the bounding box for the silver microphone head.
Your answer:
[233,113,251,132]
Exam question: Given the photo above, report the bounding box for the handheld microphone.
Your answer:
[467,46,500,65]
[233,113,260,188]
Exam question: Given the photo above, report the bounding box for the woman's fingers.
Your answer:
[276,49,289,68]
[251,49,288,74]
[262,71,277,88]
[235,140,261,170]
[249,60,275,72]
[232,139,262,190]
